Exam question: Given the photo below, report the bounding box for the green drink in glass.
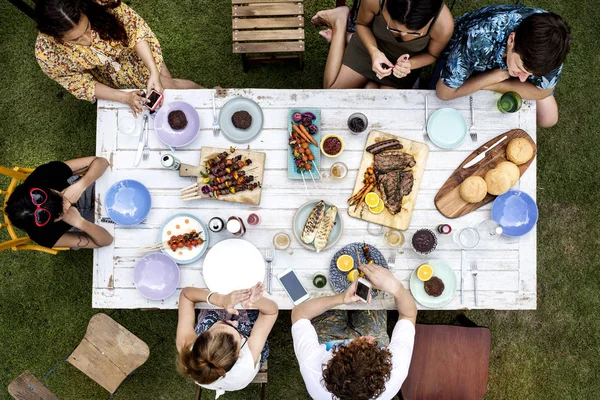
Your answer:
[497,91,523,113]
[312,273,327,288]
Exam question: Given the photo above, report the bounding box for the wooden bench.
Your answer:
[232,0,305,71]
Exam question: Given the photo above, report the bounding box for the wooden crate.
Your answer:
[232,0,305,71]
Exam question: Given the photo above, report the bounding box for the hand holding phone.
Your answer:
[144,89,164,112]
[356,278,372,303]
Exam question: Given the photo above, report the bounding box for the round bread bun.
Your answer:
[459,176,488,203]
[496,161,520,186]
[485,168,512,196]
[506,138,534,165]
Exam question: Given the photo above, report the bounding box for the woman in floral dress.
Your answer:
[35,0,201,116]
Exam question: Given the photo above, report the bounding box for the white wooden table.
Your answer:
[93,89,536,310]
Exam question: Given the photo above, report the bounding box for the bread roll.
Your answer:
[459,176,488,203]
[485,168,511,196]
[496,161,520,186]
[506,138,534,165]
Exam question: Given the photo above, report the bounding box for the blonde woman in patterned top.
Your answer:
[35,0,202,116]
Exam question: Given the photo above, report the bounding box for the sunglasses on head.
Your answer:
[29,188,52,227]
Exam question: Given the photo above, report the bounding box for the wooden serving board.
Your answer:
[347,130,429,230]
[180,147,265,205]
[434,129,536,218]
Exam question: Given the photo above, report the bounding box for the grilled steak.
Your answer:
[378,170,414,215]
[374,151,415,173]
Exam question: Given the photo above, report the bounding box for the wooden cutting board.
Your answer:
[180,147,265,205]
[434,129,536,218]
[347,130,429,230]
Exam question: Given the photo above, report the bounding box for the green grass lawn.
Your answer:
[1,1,599,399]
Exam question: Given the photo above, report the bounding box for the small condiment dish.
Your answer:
[320,134,345,158]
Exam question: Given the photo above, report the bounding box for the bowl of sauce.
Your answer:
[320,134,344,158]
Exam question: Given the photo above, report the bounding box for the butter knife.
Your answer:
[462,135,508,169]
[134,115,148,166]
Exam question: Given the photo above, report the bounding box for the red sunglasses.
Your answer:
[29,188,52,227]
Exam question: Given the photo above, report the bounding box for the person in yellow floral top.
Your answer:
[35,0,202,116]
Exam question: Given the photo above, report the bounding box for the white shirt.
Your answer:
[292,318,415,400]
[195,343,260,399]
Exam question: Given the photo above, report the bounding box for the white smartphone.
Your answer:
[277,268,310,305]
[356,278,372,303]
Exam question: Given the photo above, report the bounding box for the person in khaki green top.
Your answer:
[35,0,202,116]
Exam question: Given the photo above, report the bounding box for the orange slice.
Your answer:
[369,200,385,214]
[336,255,354,272]
[347,269,359,282]
[365,192,380,208]
[417,264,434,281]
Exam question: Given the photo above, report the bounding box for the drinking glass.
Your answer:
[367,222,384,236]
[384,229,405,254]
[273,232,293,255]
[477,219,503,240]
[321,162,348,180]
[497,91,523,113]
[456,227,480,248]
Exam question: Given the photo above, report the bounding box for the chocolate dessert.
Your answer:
[168,110,188,130]
[412,229,437,255]
[231,110,252,130]
[424,276,445,297]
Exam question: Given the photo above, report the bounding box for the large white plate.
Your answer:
[203,239,265,293]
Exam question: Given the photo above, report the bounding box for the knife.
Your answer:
[463,135,508,169]
[134,115,148,166]
[461,250,465,304]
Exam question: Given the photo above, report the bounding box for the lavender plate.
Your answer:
[154,101,200,148]
[134,253,180,300]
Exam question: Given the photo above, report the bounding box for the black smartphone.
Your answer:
[380,63,392,70]
[356,278,372,303]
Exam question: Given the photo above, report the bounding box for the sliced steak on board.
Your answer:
[378,170,414,215]
[374,151,416,173]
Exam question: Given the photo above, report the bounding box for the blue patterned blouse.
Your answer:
[440,5,562,90]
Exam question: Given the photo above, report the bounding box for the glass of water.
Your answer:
[456,227,480,248]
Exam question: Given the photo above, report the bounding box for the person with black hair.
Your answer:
[5,157,113,249]
[434,5,571,128]
[35,0,202,117]
[312,0,453,89]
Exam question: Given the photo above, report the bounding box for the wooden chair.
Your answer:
[232,0,305,71]
[0,165,68,254]
[401,322,492,400]
[8,313,150,399]
[194,360,268,400]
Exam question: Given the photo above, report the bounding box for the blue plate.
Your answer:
[427,108,467,149]
[492,190,538,237]
[158,213,209,264]
[329,243,388,296]
[288,109,321,180]
[218,97,264,143]
[105,179,151,226]
[409,260,457,308]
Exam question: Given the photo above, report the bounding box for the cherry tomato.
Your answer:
[178,242,184,248]
[177,235,183,240]
[305,148,312,155]
[170,244,178,251]
[302,155,308,162]
[298,148,305,154]
[191,240,198,246]
[305,163,312,170]
[308,154,315,161]
[170,235,176,241]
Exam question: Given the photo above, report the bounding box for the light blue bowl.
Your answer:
[105,179,151,226]
[492,190,538,237]
[427,108,467,149]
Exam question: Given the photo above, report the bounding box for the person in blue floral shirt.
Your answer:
[434,5,571,128]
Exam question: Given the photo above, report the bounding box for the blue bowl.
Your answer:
[105,180,151,226]
[492,190,538,237]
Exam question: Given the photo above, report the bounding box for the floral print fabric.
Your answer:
[35,1,163,102]
[440,5,562,90]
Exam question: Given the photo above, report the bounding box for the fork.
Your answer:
[469,96,478,142]
[387,252,396,271]
[471,260,479,306]
[423,95,429,142]
[212,91,220,137]
[265,247,274,294]
[142,114,150,160]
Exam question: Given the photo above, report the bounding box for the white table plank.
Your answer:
[94,89,536,310]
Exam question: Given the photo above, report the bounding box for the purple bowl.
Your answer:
[154,101,200,148]
[134,253,180,300]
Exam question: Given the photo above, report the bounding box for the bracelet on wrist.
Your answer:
[206,292,218,306]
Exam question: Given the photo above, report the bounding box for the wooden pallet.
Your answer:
[232,0,305,71]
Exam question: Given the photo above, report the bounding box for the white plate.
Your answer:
[203,239,265,293]
[159,214,209,264]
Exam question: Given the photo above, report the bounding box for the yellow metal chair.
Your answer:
[0,165,68,254]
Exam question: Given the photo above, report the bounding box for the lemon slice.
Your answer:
[417,264,434,281]
[347,269,359,282]
[336,254,354,272]
[365,192,380,208]
[369,200,385,214]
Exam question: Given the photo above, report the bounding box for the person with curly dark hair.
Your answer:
[35,0,202,117]
[291,264,417,399]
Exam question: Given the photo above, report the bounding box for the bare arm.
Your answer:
[62,157,108,204]
[436,69,511,100]
[484,79,553,100]
[176,287,211,353]
[95,83,148,117]
[54,208,113,248]
[246,296,279,364]
[406,5,454,70]
[356,0,394,77]
[291,280,362,325]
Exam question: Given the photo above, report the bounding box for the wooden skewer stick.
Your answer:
[308,170,319,190]
[301,172,308,196]
[181,182,198,192]
[311,161,323,179]
[181,195,203,201]
[181,192,201,200]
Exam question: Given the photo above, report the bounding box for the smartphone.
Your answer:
[356,278,372,303]
[144,89,164,112]
[278,268,310,305]
[380,63,392,70]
